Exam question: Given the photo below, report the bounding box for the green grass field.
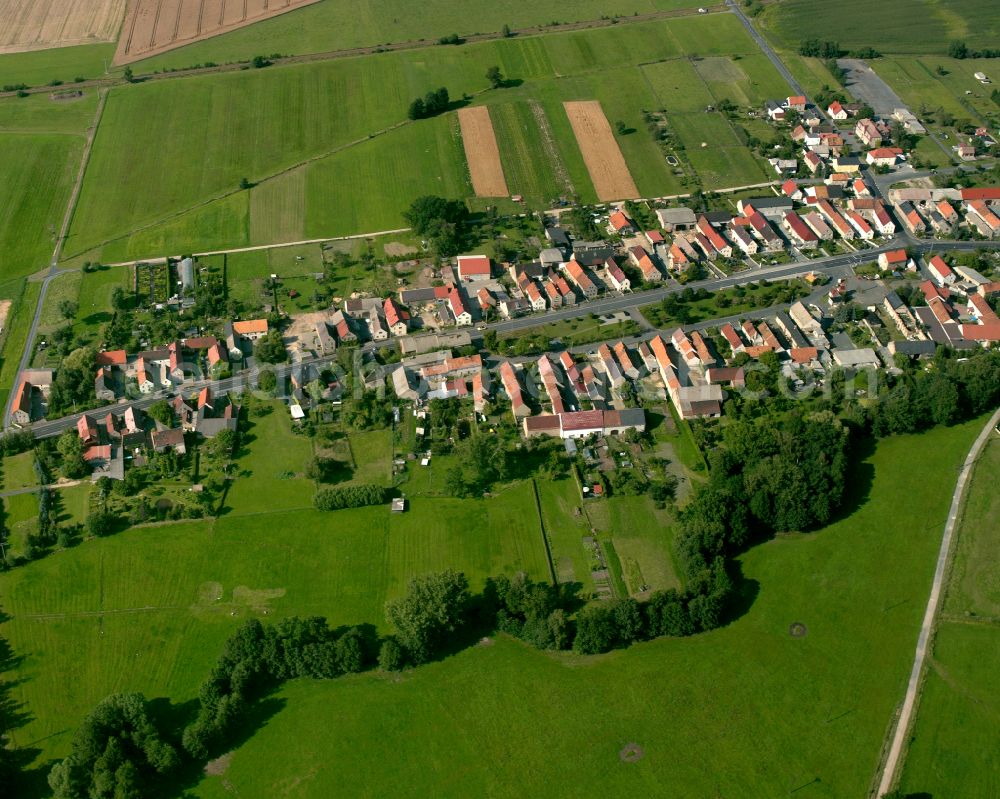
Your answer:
[760,0,999,55]
[130,0,711,73]
[1,452,37,492]
[871,56,993,127]
[64,16,779,263]
[181,420,988,798]
[0,413,987,796]
[0,280,42,411]
[0,133,83,280]
[899,434,1000,796]
[0,43,115,88]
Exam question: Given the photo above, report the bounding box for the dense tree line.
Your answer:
[407,87,450,120]
[313,484,389,511]
[677,410,848,580]
[948,40,1000,59]
[182,617,373,758]
[48,693,179,799]
[870,350,1000,437]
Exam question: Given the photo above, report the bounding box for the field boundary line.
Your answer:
[874,407,1000,796]
[530,479,558,586]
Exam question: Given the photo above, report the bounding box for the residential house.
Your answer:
[525,281,547,311]
[499,361,530,418]
[898,201,926,235]
[368,315,388,341]
[447,288,473,326]
[543,281,563,309]
[745,212,784,252]
[628,246,662,282]
[782,212,819,249]
[727,223,758,255]
[207,342,228,375]
[827,101,847,120]
[817,200,854,238]
[697,216,733,257]
[871,203,896,236]
[803,212,833,240]
[765,100,786,121]
[737,197,793,220]
[135,358,154,394]
[720,323,746,355]
[845,210,874,240]
[314,322,336,354]
[927,255,956,286]
[966,200,1000,237]
[878,249,909,272]
[564,260,599,299]
[95,367,115,402]
[384,297,410,337]
[856,118,882,147]
[867,147,902,167]
[785,95,807,112]
[608,210,635,236]
[604,257,631,292]
[597,343,626,389]
[10,381,32,425]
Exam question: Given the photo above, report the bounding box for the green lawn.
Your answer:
[536,477,594,590]
[0,90,100,134]
[872,56,992,127]
[899,435,1000,796]
[224,404,315,515]
[168,420,986,799]
[1,452,37,492]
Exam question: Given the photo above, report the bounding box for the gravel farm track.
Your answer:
[563,100,640,202]
[114,0,321,64]
[457,106,509,198]
[0,0,125,54]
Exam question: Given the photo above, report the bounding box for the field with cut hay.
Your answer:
[0,0,125,54]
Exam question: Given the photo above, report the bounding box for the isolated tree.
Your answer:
[122,66,134,83]
[58,299,78,321]
[254,330,287,364]
[501,24,512,38]
[258,369,277,393]
[110,286,129,312]
[948,40,968,59]
[485,65,504,88]
[239,177,252,190]
[57,430,89,479]
[146,400,174,428]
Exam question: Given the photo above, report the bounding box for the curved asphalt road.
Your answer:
[876,406,1000,796]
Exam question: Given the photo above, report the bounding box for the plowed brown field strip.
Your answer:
[114,0,320,65]
[563,100,639,201]
[458,106,509,198]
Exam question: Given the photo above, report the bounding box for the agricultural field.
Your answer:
[458,106,509,197]
[759,0,999,55]
[65,15,779,263]
[115,0,321,65]
[564,100,639,201]
[130,0,714,72]
[0,0,124,54]
[898,435,1000,797]
[0,418,975,797]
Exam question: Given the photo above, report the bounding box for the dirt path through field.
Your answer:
[458,106,509,198]
[563,100,639,201]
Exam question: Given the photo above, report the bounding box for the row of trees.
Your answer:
[948,40,1000,59]
[313,484,389,511]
